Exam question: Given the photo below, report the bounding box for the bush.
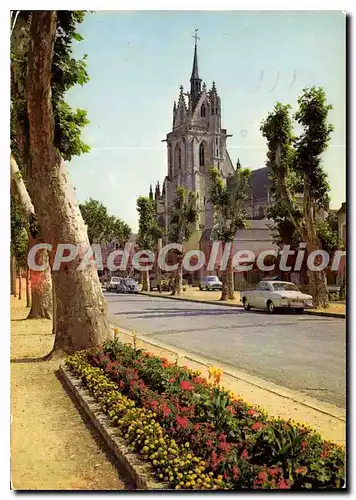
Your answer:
[66,342,345,490]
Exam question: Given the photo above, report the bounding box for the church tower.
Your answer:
[158,30,235,235]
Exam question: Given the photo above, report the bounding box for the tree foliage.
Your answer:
[209,163,251,241]
[136,196,162,250]
[11,197,28,268]
[260,87,335,307]
[169,187,198,245]
[79,198,131,245]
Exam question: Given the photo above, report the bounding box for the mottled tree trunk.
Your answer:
[10,157,53,318]
[171,252,183,296]
[227,255,235,300]
[18,271,22,300]
[26,265,31,308]
[26,11,110,353]
[142,269,150,292]
[11,256,17,297]
[27,243,52,319]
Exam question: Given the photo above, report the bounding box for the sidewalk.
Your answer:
[141,287,346,318]
[10,296,129,490]
[111,324,346,447]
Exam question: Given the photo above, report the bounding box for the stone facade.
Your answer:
[155,38,234,234]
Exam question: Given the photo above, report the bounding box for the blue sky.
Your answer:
[67,10,346,233]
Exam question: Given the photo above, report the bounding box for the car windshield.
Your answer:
[111,278,121,282]
[125,279,136,284]
[272,283,300,292]
[207,277,218,281]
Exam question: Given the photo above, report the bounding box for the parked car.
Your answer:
[117,278,140,294]
[241,280,313,314]
[106,277,124,292]
[199,275,223,291]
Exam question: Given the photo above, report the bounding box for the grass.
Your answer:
[10,293,130,491]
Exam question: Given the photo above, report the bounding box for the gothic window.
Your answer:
[174,144,181,171]
[201,104,206,117]
[199,142,205,167]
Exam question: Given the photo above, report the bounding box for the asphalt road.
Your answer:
[106,293,346,408]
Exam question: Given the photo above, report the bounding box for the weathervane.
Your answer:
[192,28,200,46]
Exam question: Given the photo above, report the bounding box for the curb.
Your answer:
[140,292,346,319]
[59,365,168,491]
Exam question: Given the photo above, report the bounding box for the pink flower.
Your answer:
[258,471,267,482]
[162,405,171,417]
[175,416,190,429]
[251,422,264,431]
[241,449,248,459]
[180,380,193,391]
[277,479,290,489]
[247,408,257,417]
[168,377,176,383]
[232,465,240,480]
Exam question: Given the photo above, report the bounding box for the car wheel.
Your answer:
[267,300,275,313]
[243,298,251,311]
[199,285,202,291]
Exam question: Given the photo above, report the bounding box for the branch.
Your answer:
[10,154,35,218]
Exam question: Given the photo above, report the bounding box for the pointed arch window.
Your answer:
[175,144,182,171]
[201,104,206,117]
[199,142,205,167]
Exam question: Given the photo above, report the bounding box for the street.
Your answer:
[106,293,346,409]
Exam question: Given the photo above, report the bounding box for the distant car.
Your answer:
[241,280,313,314]
[106,277,124,292]
[117,278,140,294]
[199,275,223,291]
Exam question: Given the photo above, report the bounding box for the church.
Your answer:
[151,31,272,242]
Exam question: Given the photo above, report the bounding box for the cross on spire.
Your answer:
[192,28,200,47]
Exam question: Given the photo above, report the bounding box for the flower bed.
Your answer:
[65,336,345,490]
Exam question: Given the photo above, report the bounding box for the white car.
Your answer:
[106,276,124,292]
[241,280,313,314]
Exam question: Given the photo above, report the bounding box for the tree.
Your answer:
[136,196,162,291]
[10,155,52,318]
[11,11,91,321]
[260,87,334,308]
[169,187,198,296]
[79,198,132,247]
[10,197,28,301]
[209,164,251,301]
[21,11,110,353]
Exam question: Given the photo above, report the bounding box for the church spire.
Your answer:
[190,29,202,109]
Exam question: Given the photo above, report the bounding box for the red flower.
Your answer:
[162,405,171,417]
[119,380,125,388]
[251,422,264,431]
[295,467,307,475]
[193,376,205,385]
[175,416,190,429]
[277,479,290,489]
[180,380,193,391]
[168,377,176,383]
[241,449,248,459]
[232,465,240,480]
[258,471,267,482]
[301,441,308,451]
[247,408,257,417]
[193,423,201,431]
[207,439,213,449]
[219,441,230,451]
[226,405,236,415]
[150,399,158,411]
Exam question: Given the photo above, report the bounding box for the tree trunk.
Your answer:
[11,255,17,297]
[18,271,22,300]
[26,11,110,353]
[142,269,150,292]
[27,244,52,319]
[10,156,53,317]
[227,255,235,300]
[26,265,31,308]
[52,272,56,335]
[339,268,346,300]
[308,269,328,308]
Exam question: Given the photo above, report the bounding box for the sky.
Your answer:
[67,10,346,233]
